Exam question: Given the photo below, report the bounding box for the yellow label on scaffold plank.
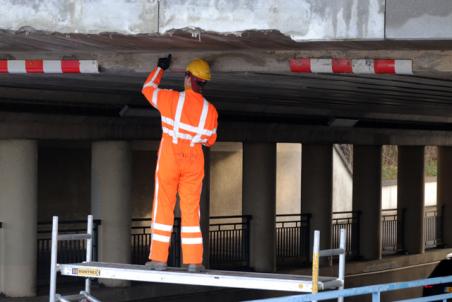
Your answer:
[72,267,101,277]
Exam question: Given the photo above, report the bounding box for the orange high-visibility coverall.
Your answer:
[142,67,218,264]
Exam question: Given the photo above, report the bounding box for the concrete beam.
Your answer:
[5,48,452,75]
[3,112,452,145]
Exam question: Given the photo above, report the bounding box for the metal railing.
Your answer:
[209,215,251,269]
[382,206,443,254]
[130,218,181,266]
[129,216,251,269]
[276,214,311,265]
[332,211,360,258]
[37,219,101,286]
[252,275,452,302]
[381,208,400,254]
[424,206,442,249]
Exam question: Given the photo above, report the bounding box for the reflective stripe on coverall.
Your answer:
[142,67,218,264]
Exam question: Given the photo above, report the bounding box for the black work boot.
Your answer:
[187,264,205,273]
[145,261,167,271]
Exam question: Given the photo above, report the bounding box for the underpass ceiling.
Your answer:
[1,71,452,131]
[1,30,452,131]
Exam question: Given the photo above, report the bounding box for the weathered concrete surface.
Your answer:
[3,30,452,74]
[387,0,452,39]
[0,0,158,34]
[0,0,384,40]
[160,0,384,40]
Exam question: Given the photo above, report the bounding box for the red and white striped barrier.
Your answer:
[290,58,412,74]
[0,60,99,74]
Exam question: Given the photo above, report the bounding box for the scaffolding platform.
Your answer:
[49,215,347,302]
[58,261,340,293]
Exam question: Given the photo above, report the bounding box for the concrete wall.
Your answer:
[0,0,384,40]
[382,179,437,209]
[332,148,353,212]
[386,0,452,39]
[0,0,159,34]
[210,143,243,216]
[4,0,452,41]
[276,144,301,214]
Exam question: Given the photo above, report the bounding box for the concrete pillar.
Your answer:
[301,144,333,254]
[437,146,452,248]
[242,142,276,273]
[200,147,210,268]
[0,140,37,297]
[352,145,382,260]
[397,146,425,254]
[91,141,131,287]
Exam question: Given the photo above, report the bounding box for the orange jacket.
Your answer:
[142,67,218,147]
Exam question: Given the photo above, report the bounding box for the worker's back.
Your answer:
[142,67,218,149]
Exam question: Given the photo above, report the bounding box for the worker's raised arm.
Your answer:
[142,54,172,110]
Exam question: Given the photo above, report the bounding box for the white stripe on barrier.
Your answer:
[352,59,374,74]
[395,60,413,74]
[7,60,26,73]
[79,60,99,74]
[43,60,62,73]
[311,59,333,73]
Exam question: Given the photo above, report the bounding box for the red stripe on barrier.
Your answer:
[0,60,7,73]
[374,59,395,74]
[25,60,44,73]
[61,60,80,73]
[332,59,353,73]
[289,58,311,73]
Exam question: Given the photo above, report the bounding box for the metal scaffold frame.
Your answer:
[48,215,347,302]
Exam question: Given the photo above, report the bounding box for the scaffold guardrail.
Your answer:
[250,275,452,302]
[48,215,347,302]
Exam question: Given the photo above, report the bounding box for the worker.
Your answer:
[142,54,218,273]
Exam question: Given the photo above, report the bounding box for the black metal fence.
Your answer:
[130,216,250,269]
[381,209,399,254]
[130,218,181,266]
[332,211,360,258]
[35,206,444,282]
[381,206,443,254]
[209,215,251,269]
[424,206,442,249]
[276,214,311,265]
[37,219,101,286]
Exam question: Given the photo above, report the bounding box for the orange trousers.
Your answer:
[149,135,205,264]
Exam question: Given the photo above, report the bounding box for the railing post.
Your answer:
[85,215,93,294]
[372,291,381,302]
[397,208,406,253]
[245,215,251,269]
[305,214,311,264]
[49,216,59,302]
[351,211,361,259]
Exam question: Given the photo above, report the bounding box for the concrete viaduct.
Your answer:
[1,0,452,300]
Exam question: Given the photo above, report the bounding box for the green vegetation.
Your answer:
[381,145,437,181]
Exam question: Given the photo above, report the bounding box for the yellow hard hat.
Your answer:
[186,58,211,81]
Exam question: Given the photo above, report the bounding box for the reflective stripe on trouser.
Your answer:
[149,136,205,264]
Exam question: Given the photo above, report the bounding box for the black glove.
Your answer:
[157,54,172,70]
